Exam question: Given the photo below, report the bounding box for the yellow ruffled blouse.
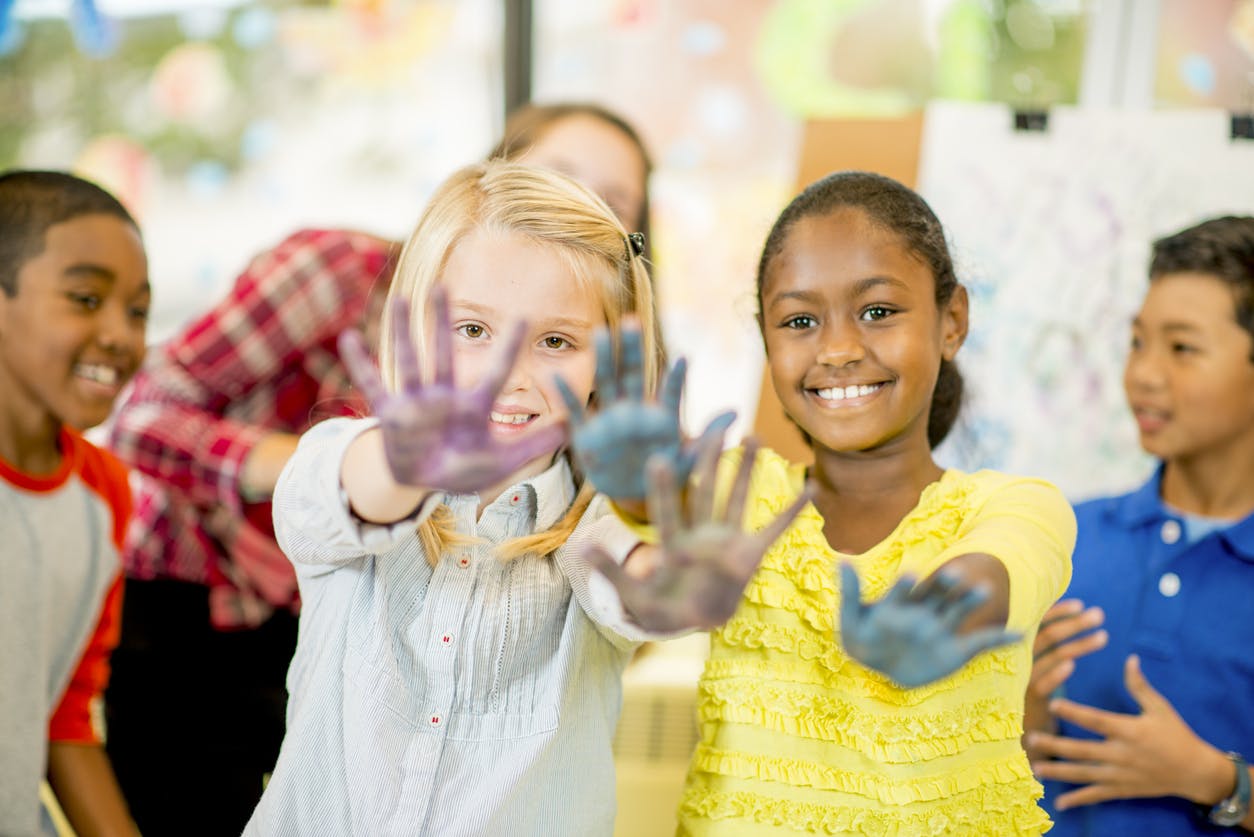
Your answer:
[677,447,1076,836]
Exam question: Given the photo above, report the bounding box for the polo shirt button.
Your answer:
[1161,519,1182,544]
[1159,572,1181,597]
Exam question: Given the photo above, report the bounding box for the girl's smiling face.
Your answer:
[760,207,967,458]
[435,228,604,474]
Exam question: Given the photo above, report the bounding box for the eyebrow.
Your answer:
[61,263,116,282]
[765,275,910,311]
[850,275,910,296]
[1131,317,1203,333]
[448,301,595,331]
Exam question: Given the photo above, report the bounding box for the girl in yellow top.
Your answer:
[560,170,1077,835]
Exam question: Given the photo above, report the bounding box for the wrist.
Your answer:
[1189,746,1239,806]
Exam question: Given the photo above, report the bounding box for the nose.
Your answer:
[98,301,141,357]
[815,319,865,368]
[499,345,535,392]
[1124,343,1165,393]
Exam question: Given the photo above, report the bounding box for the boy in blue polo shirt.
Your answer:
[1023,215,1254,834]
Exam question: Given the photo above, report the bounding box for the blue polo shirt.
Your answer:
[1044,467,1254,835]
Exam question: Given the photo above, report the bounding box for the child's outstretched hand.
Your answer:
[838,564,1021,688]
[556,324,734,501]
[338,289,566,493]
[581,437,814,633]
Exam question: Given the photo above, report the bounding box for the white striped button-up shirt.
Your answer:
[244,419,651,836]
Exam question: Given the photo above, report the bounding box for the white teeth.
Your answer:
[490,411,532,425]
[816,383,880,401]
[75,364,119,385]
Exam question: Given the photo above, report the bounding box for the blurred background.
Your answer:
[5,2,1253,833]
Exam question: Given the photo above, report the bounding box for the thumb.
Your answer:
[1124,654,1166,713]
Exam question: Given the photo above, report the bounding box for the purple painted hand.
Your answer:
[839,564,1021,688]
[556,325,735,501]
[338,289,566,494]
[582,437,814,633]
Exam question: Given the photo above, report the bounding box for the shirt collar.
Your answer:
[1112,463,1254,561]
[1112,465,1169,528]
[494,455,576,533]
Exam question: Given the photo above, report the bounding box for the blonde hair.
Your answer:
[379,160,663,564]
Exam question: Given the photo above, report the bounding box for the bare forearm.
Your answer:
[341,427,430,523]
[46,743,139,837]
[933,552,1011,632]
[241,431,302,500]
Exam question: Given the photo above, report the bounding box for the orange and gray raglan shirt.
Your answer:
[0,428,128,836]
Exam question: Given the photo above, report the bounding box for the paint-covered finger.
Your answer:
[619,325,644,402]
[477,318,528,404]
[593,330,620,402]
[660,356,687,416]
[338,329,387,408]
[390,296,425,392]
[645,454,683,546]
[724,439,758,527]
[688,425,724,523]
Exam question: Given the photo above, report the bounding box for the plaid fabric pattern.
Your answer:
[108,229,394,628]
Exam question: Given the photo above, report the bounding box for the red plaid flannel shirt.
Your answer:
[107,229,394,629]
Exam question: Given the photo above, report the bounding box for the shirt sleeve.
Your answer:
[555,495,685,649]
[273,417,441,575]
[48,573,123,744]
[106,229,390,515]
[919,476,1077,632]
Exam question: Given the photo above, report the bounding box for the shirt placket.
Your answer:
[390,495,483,834]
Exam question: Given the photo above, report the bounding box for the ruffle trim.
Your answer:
[712,618,1020,705]
[742,450,982,601]
[680,775,1049,836]
[697,678,1023,763]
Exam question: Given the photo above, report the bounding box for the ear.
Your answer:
[939,285,969,362]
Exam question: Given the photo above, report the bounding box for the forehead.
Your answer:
[525,115,641,166]
[765,208,932,295]
[18,213,147,290]
[439,228,605,321]
[1140,272,1241,324]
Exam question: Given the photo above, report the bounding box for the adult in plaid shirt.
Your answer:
[104,228,396,835]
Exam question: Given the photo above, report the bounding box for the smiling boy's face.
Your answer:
[1124,271,1254,466]
[0,213,150,437]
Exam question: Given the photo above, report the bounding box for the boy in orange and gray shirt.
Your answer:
[0,170,148,836]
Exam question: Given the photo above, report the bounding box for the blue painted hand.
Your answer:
[556,323,734,501]
[838,563,1021,688]
[581,437,814,633]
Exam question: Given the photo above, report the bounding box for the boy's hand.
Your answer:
[838,564,1021,688]
[1028,655,1232,810]
[556,325,734,501]
[339,289,565,493]
[1024,599,1107,751]
[581,437,813,632]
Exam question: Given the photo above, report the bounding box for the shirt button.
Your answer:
[511,494,521,505]
[429,713,442,727]
[1159,572,1181,597]
[458,556,470,568]
[1161,519,1182,544]
[440,633,453,646]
